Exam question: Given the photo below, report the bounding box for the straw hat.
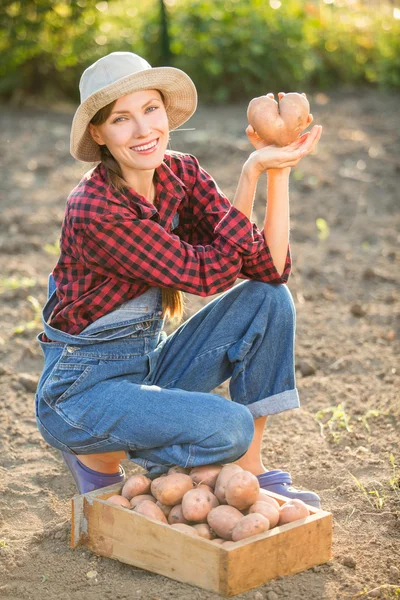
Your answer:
[70,51,198,162]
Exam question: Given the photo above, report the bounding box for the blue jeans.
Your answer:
[35,278,300,477]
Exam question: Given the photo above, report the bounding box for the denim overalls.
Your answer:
[35,272,300,477]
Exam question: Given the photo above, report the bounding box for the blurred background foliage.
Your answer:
[1,0,399,104]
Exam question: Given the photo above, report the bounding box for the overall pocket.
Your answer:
[42,360,96,407]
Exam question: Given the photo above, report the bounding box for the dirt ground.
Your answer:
[0,88,399,600]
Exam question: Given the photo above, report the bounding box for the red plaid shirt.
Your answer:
[45,152,291,338]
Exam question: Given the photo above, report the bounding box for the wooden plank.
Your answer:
[220,511,333,597]
[70,483,123,548]
[82,495,223,594]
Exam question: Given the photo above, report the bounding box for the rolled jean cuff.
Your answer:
[246,388,300,419]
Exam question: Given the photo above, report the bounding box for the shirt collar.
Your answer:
[94,156,187,220]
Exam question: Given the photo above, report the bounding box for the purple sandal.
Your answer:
[61,451,125,494]
[257,470,321,509]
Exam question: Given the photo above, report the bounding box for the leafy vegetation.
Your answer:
[1,0,399,103]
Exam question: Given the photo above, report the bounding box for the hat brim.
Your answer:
[70,66,197,162]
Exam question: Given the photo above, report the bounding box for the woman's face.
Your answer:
[89,89,169,172]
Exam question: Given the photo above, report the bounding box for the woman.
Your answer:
[35,52,323,508]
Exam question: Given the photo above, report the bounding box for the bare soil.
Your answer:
[0,88,399,600]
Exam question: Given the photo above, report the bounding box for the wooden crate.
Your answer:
[71,483,332,597]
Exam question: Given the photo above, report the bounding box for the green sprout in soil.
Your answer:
[349,472,386,509]
[315,402,352,442]
[0,276,36,294]
[13,295,42,334]
[43,240,60,255]
[349,455,400,511]
[360,409,381,432]
[347,584,400,599]
[389,454,399,494]
[316,217,330,241]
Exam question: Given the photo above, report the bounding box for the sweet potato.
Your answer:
[152,473,194,506]
[134,500,168,524]
[214,464,243,504]
[231,513,270,542]
[181,488,219,522]
[189,464,223,488]
[207,505,244,540]
[121,474,151,500]
[248,501,279,528]
[225,471,260,510]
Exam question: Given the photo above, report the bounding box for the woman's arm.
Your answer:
[233,125,322,276]
[233,166,291,276]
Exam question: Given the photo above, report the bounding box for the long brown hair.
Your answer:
[90,94,185,325]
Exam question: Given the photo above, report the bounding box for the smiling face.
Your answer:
[88,89,169,178]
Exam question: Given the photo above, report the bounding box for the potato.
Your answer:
[193,523,214,540]
[150,475,165,498]
[247,92,312,147]
[152,473,194,506]
[181,488,219,523]
[129,494,156,509]
[207,505,244,540]
[170,524,199,536]
[257,490,280,510]
[231,513,270,542]
[197,484,214,494]
[156,501,172,517]
[107,495,131,509]
[168,465,190,475]
[121,474,151,500]
[248,501,279,528]
[210,538,225,545]
[278,499,310,525]
[225,471,260,510]
[189,464,223,488]
[134,500,168,524]
[167,504,190,525]
[214,464,243,504]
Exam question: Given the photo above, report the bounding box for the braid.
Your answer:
[99,145,127,193]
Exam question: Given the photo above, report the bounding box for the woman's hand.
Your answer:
[245,124,322,178]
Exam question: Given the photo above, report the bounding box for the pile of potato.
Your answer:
[106,464,311,545]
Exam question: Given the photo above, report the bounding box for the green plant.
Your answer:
[1,0,399,103]
[0,276,36,293]
[13,295,42,334]
[315,402,352,442]
[349,472,386,509]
